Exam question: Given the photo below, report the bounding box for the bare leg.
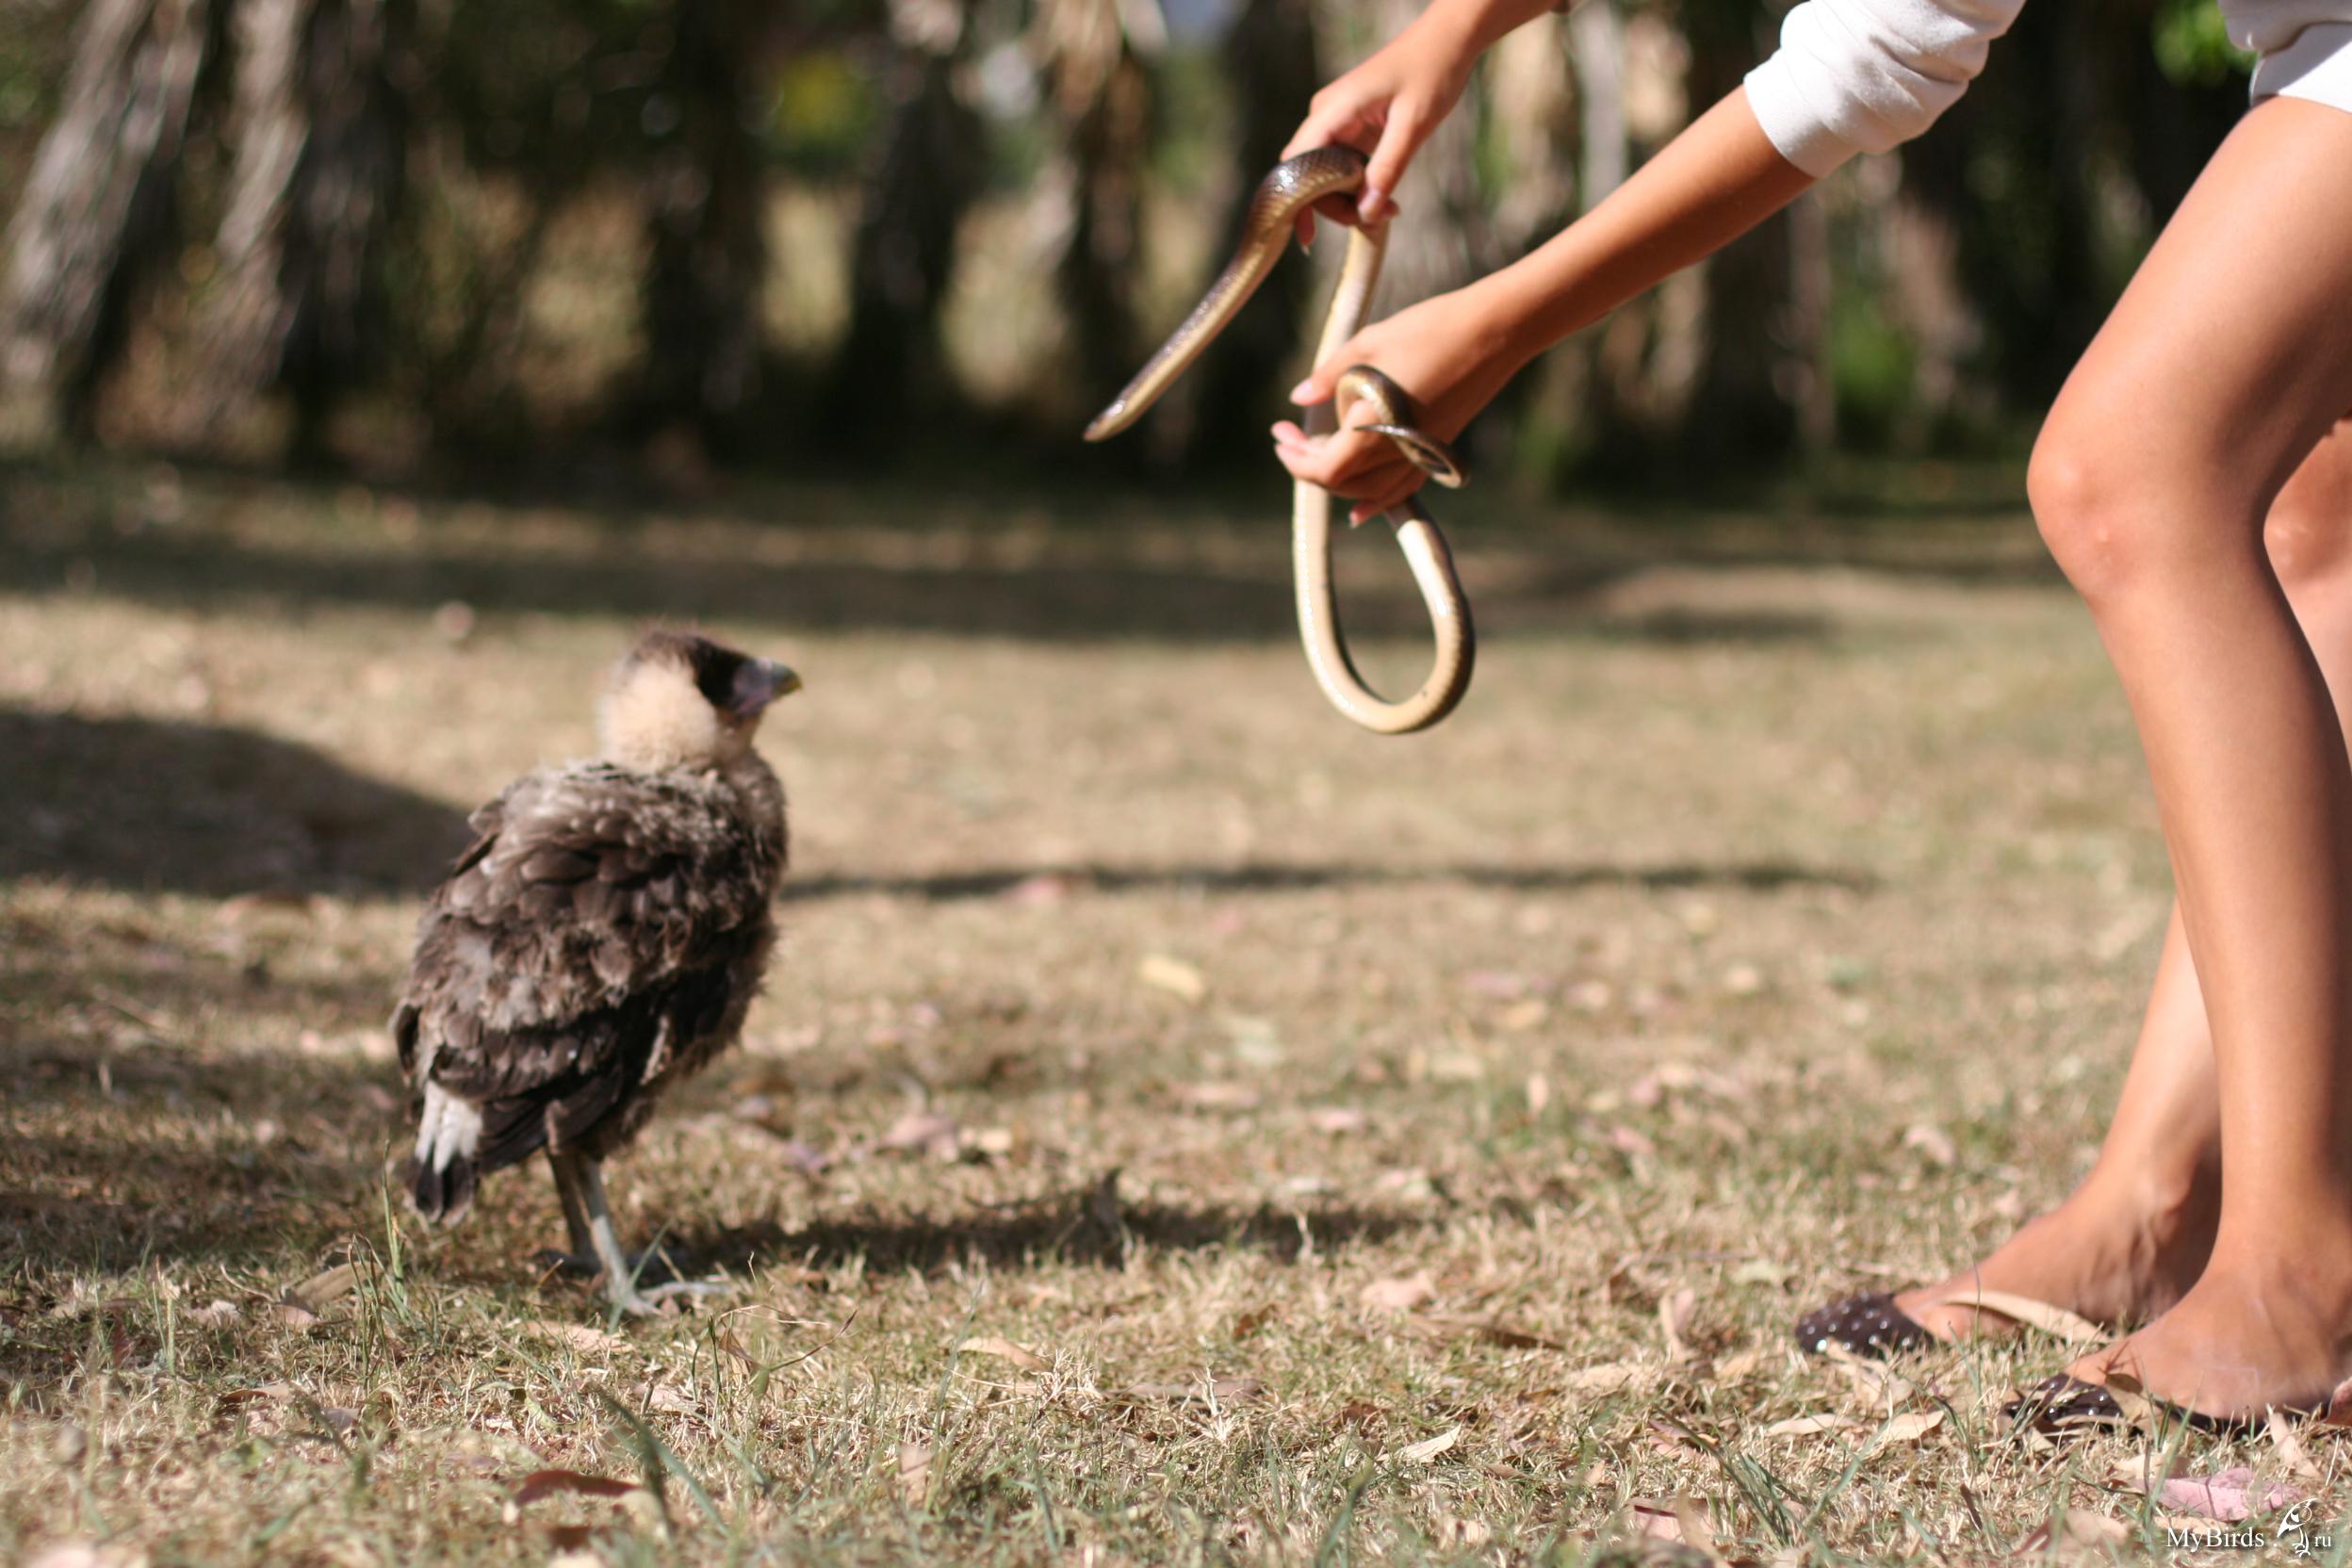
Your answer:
[2026,98,2352,1419]
[1896,426,2352,1342]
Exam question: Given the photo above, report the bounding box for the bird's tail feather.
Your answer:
[408,1086,482,1225]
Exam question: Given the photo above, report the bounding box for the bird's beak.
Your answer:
[731,658,803,716]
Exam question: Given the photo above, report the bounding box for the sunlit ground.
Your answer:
[2,457,2329,1564]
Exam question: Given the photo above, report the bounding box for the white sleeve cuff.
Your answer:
[1743,51,1864,178]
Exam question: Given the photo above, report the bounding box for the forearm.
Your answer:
[1414,0,1562,57]
[1473,88,1816,368]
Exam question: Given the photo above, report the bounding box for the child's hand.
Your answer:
[1270,284,1529,522]
[1280,10,1482,240]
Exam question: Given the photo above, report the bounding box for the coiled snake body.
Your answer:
[1084,146,1475,735]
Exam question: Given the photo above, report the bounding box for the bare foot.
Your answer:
[1892,1168,2218,1343]
[2064,1247,2352,1420]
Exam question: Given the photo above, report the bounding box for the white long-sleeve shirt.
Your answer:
[1741,0,2352,175]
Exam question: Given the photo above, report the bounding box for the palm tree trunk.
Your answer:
[0,0,220,436]
[636,0,768,447]
[825,0,984,446]
[193,0,408,458]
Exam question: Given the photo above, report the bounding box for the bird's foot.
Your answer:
[611,1278,738,1318]
[532,1248,734,1316]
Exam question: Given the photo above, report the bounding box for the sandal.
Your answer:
[2002,1373,2318,1438]
[1792,1291,1935,1358]
[1787,1288,1937,1363]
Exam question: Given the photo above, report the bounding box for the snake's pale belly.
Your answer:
[1085,146,1476,736]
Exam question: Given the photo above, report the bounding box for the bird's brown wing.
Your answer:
[392,763,778,1169]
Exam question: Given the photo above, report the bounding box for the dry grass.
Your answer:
[2,456,2344,1564]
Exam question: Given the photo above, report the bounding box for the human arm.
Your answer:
[1281,0,1562,232]
[1277,0,2027,516]
[1277,88,1813,518]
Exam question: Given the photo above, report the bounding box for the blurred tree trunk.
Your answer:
[1677,0,1795,466]
[0,0,220,436]
[1038,0,1160,416]
[1366,0,1482,306]
[1184,0,1318,458]
[193,0,409,458]
[825,0,984,446]
[635,0,768,447]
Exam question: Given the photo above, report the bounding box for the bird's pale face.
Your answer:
[596,630,800,771]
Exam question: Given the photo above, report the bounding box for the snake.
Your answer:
[1083,146,1475,736]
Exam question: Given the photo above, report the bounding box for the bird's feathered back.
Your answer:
[394,755,787,1219]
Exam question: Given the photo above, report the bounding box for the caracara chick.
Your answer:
[394,629,798,1315]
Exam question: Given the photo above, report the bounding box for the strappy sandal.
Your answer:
[1793,1291,1935,1358]
[2003,1373,2318,1438]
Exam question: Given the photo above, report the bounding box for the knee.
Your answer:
[2028,402,2247,605]
[2028,423,2158,603]
[2264,428,2352,599]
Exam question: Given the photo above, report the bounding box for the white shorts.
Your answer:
[2252,22,2352,114]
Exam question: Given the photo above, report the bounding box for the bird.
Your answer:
[393,628,798,1315]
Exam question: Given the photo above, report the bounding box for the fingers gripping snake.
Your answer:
[1084,147,1475,735]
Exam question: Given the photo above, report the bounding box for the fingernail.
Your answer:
[1289,382,1314,402]
[1357,188,1384,223]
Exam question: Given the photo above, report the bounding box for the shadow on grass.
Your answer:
[675,1180,1424,1278]
[3,504,1866,645]
[788,858,1875,901]
[0,708,470,895]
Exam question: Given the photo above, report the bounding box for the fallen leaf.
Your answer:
[895,1443,931,1503]
[1821,1343,1916,1404]
[188,1299,240,1327]
[645,1384,698,1415]
[1902,1122,1958,1167]
[276,1301,320,1330]
[1177,1082,1260,1113]
[525,1321,629,1354]
[1307,1106,1367,1135]
[1361,1271,1436,1313]
[2158,1467,2303,1523]
[1499,999,1549,1032]
[878,1111,959,1158]
[1714,1349,1767,1380]
[2268,1413,2326,1482]
[1630,1495,1715,1549]
[1607,1124,1657,1158]
[1393,1426,1461,1463]
[512,1469,637,1508]
[1413,1313,1564,1351]
[292,1262,358,1310]
[1659,1287,1698,1364]
[1439,1515,1493,1546]
[1870,1409,1944,1448]
[957,1335,1050,1373]
[217,1382,297,1409]
[1763,1413,1857,1438]
[2016,1511,2130,1552]
[1137,953,1206,1004]
[1463,970,1529,998]
[1564,1363,1646,1396]
[1119,1376,1265,1406]
[25,1545,147,1568]
[1927,1288,2099,1344]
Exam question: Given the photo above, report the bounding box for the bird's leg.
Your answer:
[549,1148,596,1258]
[538,1152,730,1316]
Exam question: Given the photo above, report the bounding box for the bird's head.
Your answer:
[596,629,801,770]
